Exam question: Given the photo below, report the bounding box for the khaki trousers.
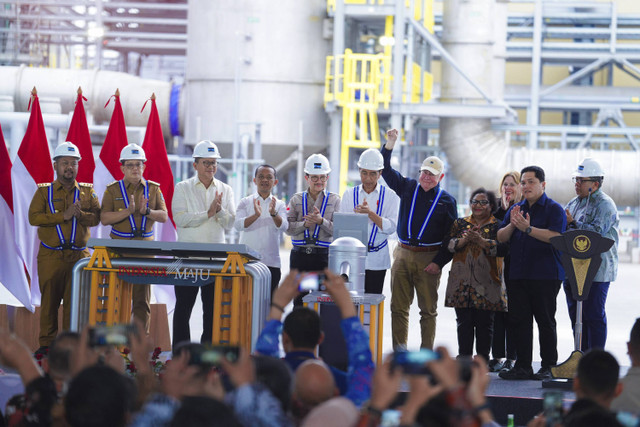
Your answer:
[37,250,86,346]
[390,246,442,350]
[132,284,151,333]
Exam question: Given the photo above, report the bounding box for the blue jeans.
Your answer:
[563,280,610,351]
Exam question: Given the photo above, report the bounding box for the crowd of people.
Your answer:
[2,128,634,425]
[1,276,639,426]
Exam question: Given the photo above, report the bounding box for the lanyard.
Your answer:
[112,180,152,238]
[353,185,386,249]
[303,191,330,241]
[44,183,82,250]
[407,184,442,241]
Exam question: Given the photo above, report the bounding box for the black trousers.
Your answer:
[268,266,281,297]
[510,279,561,371]
[364,269,387,294]
[455,307,494,361]
[491,312,517,360]
[492,273,517,360]
[289,249,328,307]
[172,282,215,348]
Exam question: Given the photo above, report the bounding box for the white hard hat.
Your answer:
[304,153,331,175]
[53,141,81,160]
[357,148,384,171]
[119,143,147,162]
[193,140,221,159]
[573,157,604,178]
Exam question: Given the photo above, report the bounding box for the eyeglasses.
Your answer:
[200,161,217,168]
[470,199,490,206]
[308,175,328,182]
[257,174,275,181]
[572,177,594,184]
[124,163,143,170]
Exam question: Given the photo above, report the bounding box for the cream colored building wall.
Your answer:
[431,0,640,128]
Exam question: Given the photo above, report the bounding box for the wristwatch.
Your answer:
[525,226,532,235]
[270,212,277,217]
[142,206,150,216]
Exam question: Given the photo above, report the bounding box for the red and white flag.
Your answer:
[0,124,32,310]
[93,89,128,238]
[67,87,95,184]
[141,93,177,311]
[141,93,176,242]
[12,88,54,306]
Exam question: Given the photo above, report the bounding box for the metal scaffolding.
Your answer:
[0,0,187,77]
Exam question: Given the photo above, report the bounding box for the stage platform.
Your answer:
[485,368,575,426]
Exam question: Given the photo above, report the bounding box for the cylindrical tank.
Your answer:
[329,237,366,294]
[185,0,329,163]
[439,0,510,195]
[0,65,178,137]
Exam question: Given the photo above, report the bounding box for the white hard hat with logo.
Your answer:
[357,148,384,171]
[573,157,604,178]
[119,143,147,162]
[53,141,82,160]
[193,140,221,159]
[304,153,331,175]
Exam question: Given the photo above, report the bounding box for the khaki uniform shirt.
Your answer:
[286,189,340,247]
[101,179,167,241]
[28,180,101,261]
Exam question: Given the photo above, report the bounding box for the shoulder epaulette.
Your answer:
[107,181,119,187]
[79,182,93,187]
[147,180,160,186]
[37,183,51,188]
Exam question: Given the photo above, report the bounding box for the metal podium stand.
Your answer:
[544,229,615,388]
[70,238,271,351]
[303,292,385,366]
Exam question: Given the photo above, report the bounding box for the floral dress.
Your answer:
[444,215,508,312]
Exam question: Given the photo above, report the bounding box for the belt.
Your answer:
[292,246,329,255]
[399,243,441,253]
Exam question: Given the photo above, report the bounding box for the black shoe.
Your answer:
[498,367,533,380]
[532,366,552,380]
[34,346,49,357]
[488,359,505,372]
[500,359,515,372]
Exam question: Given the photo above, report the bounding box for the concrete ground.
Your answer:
[172,240,639,368]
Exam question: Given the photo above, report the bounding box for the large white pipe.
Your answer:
[0,66,183,138]
[439,0,640,206]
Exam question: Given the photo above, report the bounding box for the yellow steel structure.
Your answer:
[324,0,434,194]
[84,247,254,349]
[86,247,132,326]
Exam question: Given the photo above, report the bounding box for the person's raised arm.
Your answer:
[0,329,43,385]
[384,128,398,151]
[268,270,301,321]
[323,269,356,319]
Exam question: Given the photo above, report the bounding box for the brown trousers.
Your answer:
[37,249,86,346]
